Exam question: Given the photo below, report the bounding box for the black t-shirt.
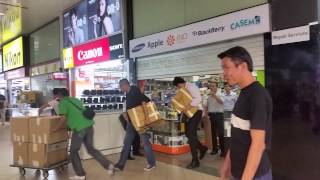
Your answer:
[126,86,150,110]
[231,81,272,179]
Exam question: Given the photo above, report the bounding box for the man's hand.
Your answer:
[122,112,129,121]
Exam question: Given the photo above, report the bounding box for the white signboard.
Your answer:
[130,4,270,58]
[272,25,310,45]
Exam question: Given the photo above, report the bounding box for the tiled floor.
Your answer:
[0,124,220,180]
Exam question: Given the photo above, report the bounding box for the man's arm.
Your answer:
[220,150,231,179]
[39,103,50,114]
[241,129,266,180]
[214,94,223,104]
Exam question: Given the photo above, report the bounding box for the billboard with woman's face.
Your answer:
[63,0,122,48]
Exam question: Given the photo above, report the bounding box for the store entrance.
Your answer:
[140,74,235,176]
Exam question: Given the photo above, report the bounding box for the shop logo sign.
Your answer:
[230,16,261,30]
[110,44,123,51]
[167,35,175,46]
[192,26,225,36]
[77,47,103,61]
[132,43,145,53]
[73,37,110,66]
[147,39,164,49]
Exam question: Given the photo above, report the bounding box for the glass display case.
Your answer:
[72,60,127,113]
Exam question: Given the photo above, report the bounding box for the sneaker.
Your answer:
[107,164,114,175]
[143,164,156,171]
[69,176,86,180]
[114,163,124,171]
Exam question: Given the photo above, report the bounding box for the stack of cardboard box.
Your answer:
[11,116,68,168]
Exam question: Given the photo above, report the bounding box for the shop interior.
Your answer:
[72,59,127,113]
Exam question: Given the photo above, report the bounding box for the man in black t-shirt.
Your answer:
[218,46,273,180]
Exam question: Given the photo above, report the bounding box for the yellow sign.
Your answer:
[3,37,24,71]
[2,7,22,43]
[63,48,74,69]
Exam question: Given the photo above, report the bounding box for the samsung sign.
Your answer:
[130,4,270,58]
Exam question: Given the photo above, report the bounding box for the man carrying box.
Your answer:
[55,88,114,180]
[114,79,156,171]
[172,77,208,169]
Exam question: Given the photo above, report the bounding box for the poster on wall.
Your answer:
[63,1,88,48]
[63,0,122,48]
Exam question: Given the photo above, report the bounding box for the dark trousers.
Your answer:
[70,127,112,176]
[119,114,141,155]
[209,112,225,153]
[186,110,207,162]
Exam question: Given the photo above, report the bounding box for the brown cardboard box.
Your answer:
[172,88,198,118]
[13,142,29,166]
[127,102,163,133]
[29,116,68,144]
[11,117,30,142]
[28,141,68,168]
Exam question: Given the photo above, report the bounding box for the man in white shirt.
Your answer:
[206,82,226,157]
[222,84,237,117]
[173,77,208,169]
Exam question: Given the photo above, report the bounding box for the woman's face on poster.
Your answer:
[99,0,107,16]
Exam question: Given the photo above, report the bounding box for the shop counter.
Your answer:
[80,112,125,160]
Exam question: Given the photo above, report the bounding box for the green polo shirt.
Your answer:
[59,97,94,132]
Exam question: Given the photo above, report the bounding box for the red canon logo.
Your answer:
[77,47,103,61]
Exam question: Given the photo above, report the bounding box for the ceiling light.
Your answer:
[0,12,5,16]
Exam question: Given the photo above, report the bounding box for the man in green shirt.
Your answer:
[56,88,114,180]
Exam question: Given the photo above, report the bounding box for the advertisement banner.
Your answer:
[129,4,271,58]
[2,7,22,43]
[109,33,124,59]
[63,48,75,69]
[63,0,122,48]
[73,37,110,66]
[3,37,24,71]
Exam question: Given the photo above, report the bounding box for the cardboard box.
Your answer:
[11,117,30,142]
[172,88,198,118]
[28,141,68,168]
[29,116,68,144]
[13,142,29,166]
[127,102,163,133]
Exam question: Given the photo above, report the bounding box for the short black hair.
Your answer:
[57,88,69,97]
[172,77,186,86]
[53,88,60,95]
[119,78,130,85]
[218,46,253,72]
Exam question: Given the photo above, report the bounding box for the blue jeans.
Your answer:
[117,122,156,168]
[232,170,272,180]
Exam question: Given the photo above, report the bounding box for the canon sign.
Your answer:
[77,47,103,61]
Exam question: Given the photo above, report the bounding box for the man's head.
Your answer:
[225,84,231,95]
[210,82,218,95]
[53,88,60,99]
[56,88,69,99]
[218,46,253,86]
[172,77,186,89]
[119,79,130,93]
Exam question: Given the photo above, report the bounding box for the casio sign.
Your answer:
[132,43,145,53]
[78,47,103,61]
